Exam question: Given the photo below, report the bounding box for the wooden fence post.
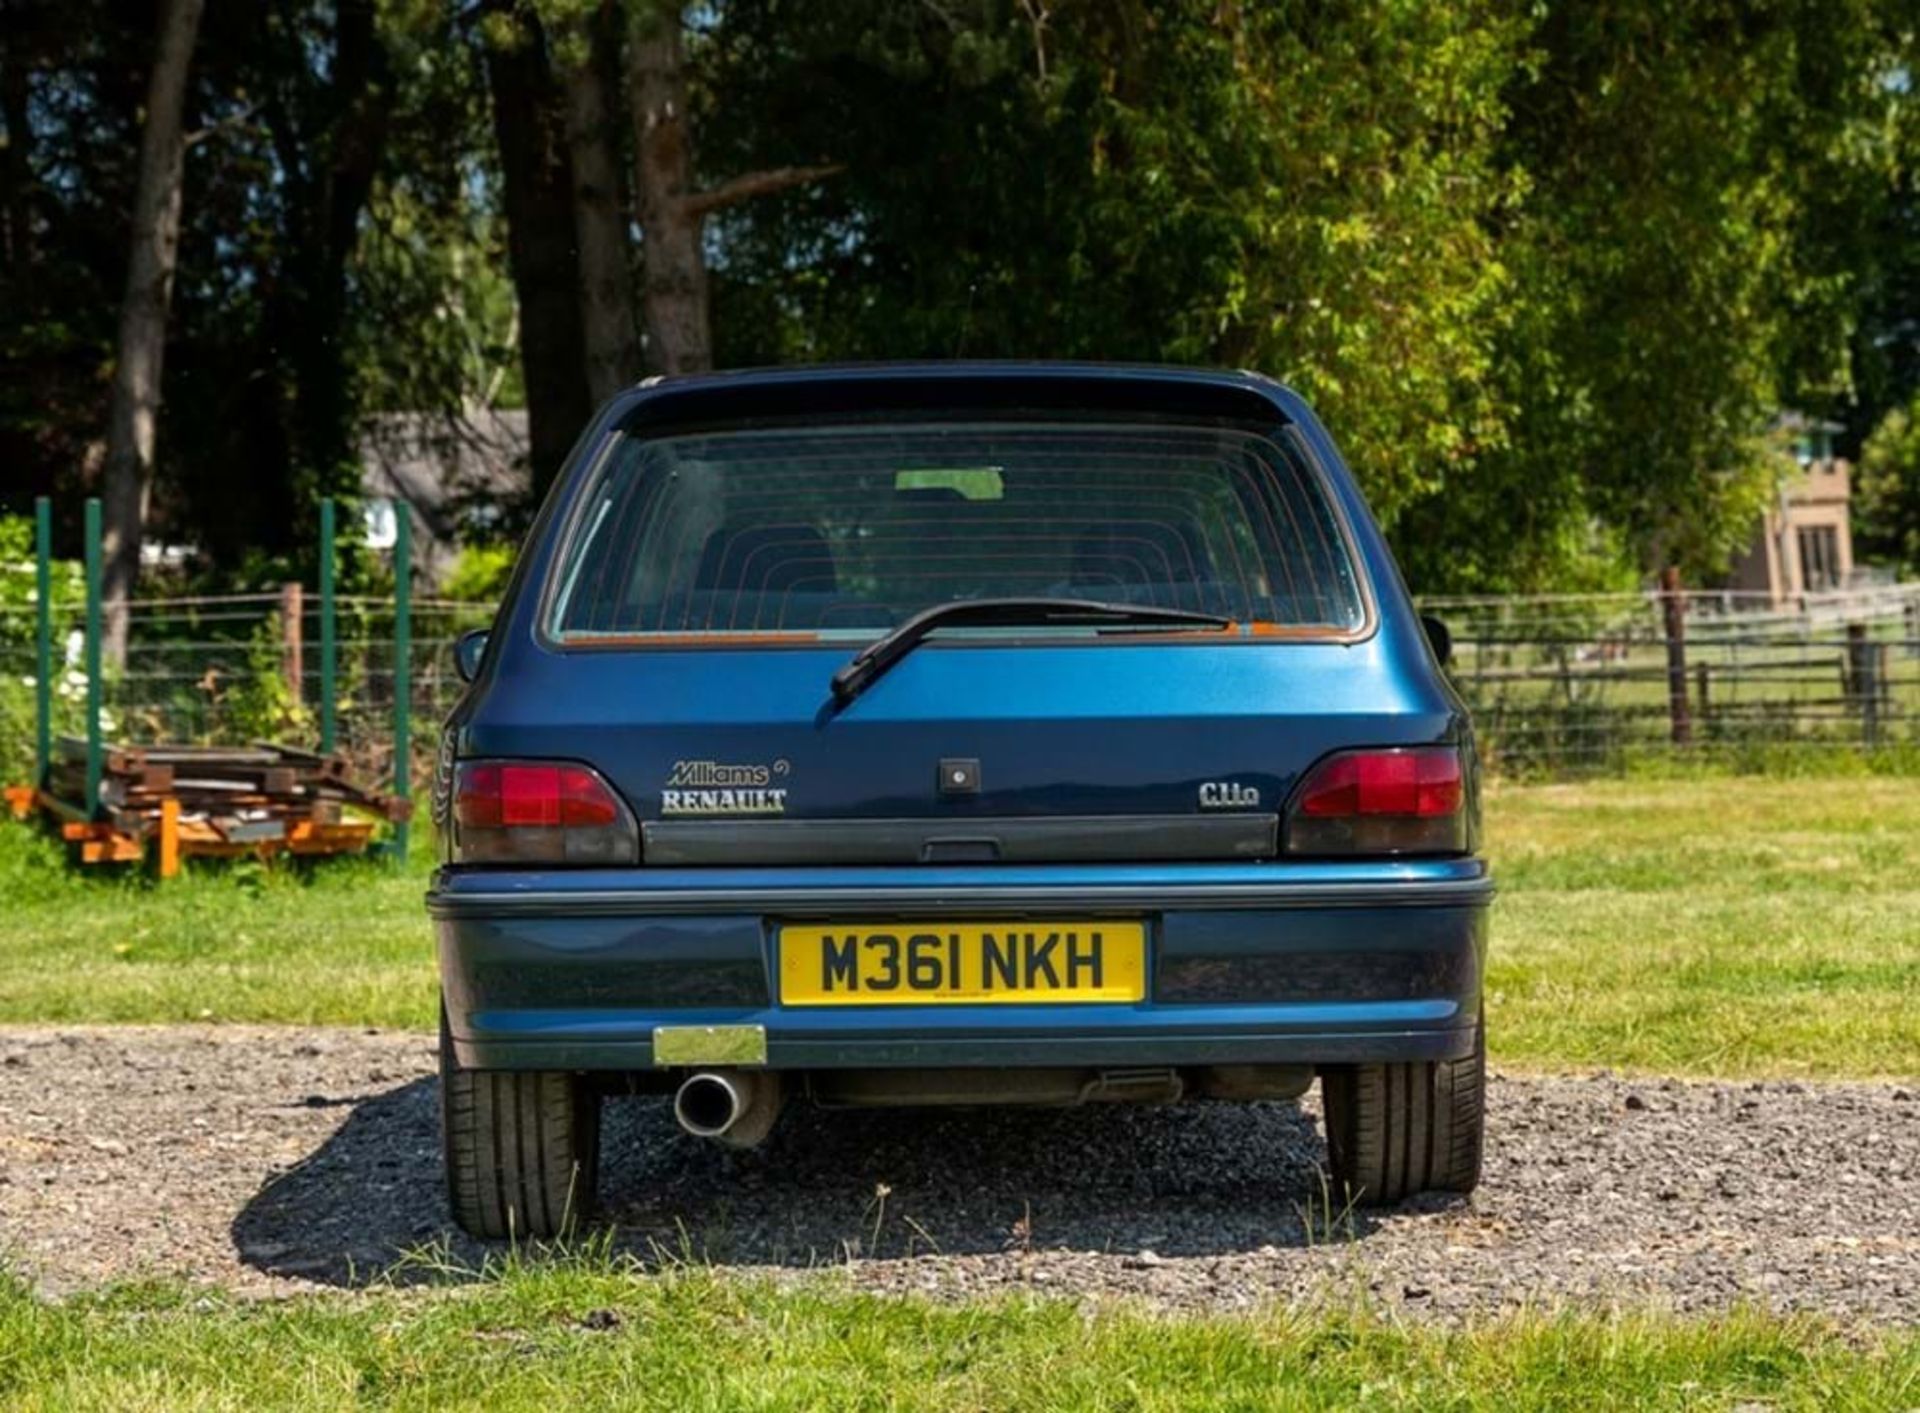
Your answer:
[1660,565,1692,746]
[1847,622,1880,749]
[158,795,180,880]
[280,581,304,710]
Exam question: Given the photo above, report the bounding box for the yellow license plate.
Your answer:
[779,921,1146,1005]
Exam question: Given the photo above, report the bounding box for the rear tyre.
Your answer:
[439,1004,601,1239]
[1319,1016,1484,1205]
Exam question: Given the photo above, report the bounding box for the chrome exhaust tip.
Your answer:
[673,1069,782,1147]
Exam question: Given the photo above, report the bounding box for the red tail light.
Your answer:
[1285,747,1467,855]
[452,761,637,864]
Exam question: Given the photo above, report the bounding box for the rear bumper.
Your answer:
[428,860,1491,1071]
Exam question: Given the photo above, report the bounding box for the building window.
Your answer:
[1793,427,1837,467]
[1797,525,1840,590]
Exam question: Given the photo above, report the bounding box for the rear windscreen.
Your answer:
[547,419,1367,640]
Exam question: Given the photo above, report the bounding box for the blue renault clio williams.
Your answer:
[429,363,1489,1238]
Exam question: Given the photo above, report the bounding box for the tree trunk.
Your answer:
[100,0,205,667]
[626,8,710,375]
[625,8,839,377]
[250,0,394,568]
[300,0,392,514]
[484,9,592,503]
[552,0,639,404]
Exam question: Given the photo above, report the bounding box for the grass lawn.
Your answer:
[1486,774,1919,1077]
[0,777,1914,1404]
[1,774,1913,1078]
[0,830,437,1029]
[2,1262,1915,1412]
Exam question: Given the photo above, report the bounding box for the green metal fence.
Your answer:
[3,496,488,849]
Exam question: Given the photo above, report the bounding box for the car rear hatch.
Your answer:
[458,374,1460,866]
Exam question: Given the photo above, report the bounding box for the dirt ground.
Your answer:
[0,1025,1913,1321]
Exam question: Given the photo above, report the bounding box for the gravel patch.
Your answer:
[0,1025,1913,1320]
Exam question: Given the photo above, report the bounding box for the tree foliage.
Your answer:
[1415,0,1916,590]
[0,0,1915,592]
[704,0,1519,535]
[3,0,503,579]
[1856,394,1920,574]
[703,0,1915,589]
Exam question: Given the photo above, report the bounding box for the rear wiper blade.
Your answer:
[830,597,1230,706]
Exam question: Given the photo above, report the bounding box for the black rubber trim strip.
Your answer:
[428,874,1494,918]
[640,813,1279,866]
[452,1025,1482,1071]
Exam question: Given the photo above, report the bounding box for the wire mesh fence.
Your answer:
[0,591,490,795]
[1423,585,1920,775]
[6,581,1918,790]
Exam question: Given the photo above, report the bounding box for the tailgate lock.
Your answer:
[938,758,981,795]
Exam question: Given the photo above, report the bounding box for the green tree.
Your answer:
[1826,54,1920,456]
[1856,395,1920,574]
[1394,0,1912,591]
[704,0,1521,539]
[1,0,150,520]
[707,0,1920,594]
[4,0,1915,602]
[4,0,512,581]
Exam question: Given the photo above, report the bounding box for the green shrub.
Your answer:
[0,515,88,782]
[217,612,314,743]
[440,543,515,603]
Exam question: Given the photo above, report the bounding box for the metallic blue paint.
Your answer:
[432,364,1487,1075]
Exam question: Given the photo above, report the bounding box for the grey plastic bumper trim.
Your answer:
[640,813,1278,866]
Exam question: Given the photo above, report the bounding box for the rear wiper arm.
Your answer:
[830,597,1230,706]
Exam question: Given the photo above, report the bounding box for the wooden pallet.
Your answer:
[9,788,386,875]
[10,740,404,876]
